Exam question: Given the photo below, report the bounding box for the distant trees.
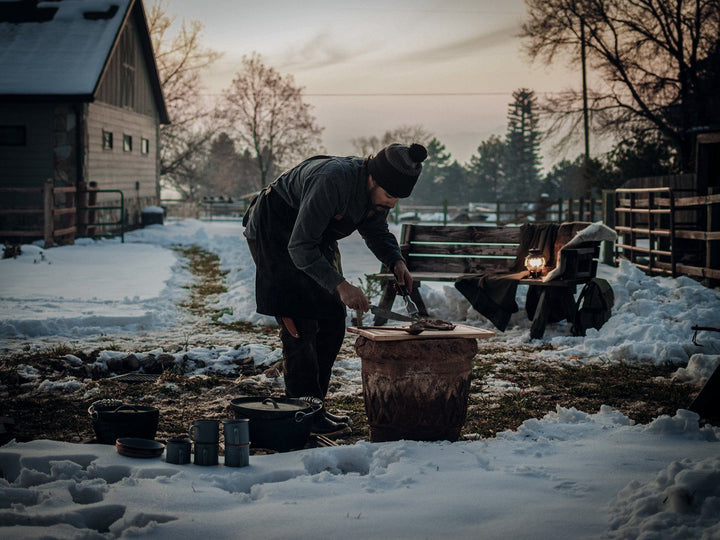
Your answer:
[521,0,720,171]
[465,89,543,201]
[467,135,506,201]
[504,88,542,199]
[351,125,432,157]
[147,0,221,197]
[220,53,324,190]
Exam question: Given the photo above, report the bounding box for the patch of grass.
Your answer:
[175,246,228,317]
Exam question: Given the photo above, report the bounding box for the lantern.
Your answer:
[524,248,546,278]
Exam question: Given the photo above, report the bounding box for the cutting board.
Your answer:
[348,324,495,342]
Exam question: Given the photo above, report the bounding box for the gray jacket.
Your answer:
[244,156,403,292]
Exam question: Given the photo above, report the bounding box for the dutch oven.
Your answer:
[229,397,321,452]
[88,399,160,445]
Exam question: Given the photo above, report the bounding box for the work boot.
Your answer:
[311,414,352,438]
[324,409,352,426]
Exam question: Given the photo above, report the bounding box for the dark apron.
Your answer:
[248,187,354,320]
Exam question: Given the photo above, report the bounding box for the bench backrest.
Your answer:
[399,222,600,279]
[400,224,522,274]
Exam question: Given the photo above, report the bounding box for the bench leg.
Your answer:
[373,282,397,326]
[529,289,549,339]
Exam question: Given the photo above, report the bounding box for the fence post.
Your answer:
[557,198,563,222]
[443,200,448,225]
[77,181,88,237]
[495,200,501,225]
[602,189,615,265]
[43,178,54,248]
[708,187,720,287]
[88,181,98,237]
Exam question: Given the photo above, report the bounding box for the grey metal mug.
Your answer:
[189,420,219,443]
[165,437,191,465]
[223,419,249,446]
[224,444,249,468]
[193,442,219,466]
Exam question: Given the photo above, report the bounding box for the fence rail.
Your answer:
[614,187,720,282]
[0,179,125,247]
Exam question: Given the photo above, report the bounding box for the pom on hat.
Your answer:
[367,142,427,198]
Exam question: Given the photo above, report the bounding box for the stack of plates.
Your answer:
[115,437,165,458]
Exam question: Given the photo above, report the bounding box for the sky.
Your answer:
[1,218,720,538]
[162,0,585,167]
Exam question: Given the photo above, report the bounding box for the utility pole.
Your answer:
[580,19,591,199]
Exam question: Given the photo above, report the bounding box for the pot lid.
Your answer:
[233,397,307,413]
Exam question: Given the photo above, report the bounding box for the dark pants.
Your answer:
[277,316,346,400]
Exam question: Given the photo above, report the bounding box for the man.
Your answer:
[243,143,427,435]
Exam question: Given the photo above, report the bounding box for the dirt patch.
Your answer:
[0,245,704,450]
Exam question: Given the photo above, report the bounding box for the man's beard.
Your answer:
[368,186,393,214]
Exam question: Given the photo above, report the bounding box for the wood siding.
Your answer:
[87,101,158,201]
[95,14,158,119]
[0,103,54,188]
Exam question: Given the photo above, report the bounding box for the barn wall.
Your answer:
[86,101,159,227]
[0,103,54,189]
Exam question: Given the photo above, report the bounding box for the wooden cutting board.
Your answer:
[348,324,495,342]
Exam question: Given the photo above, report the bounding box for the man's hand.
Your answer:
[393,260,414,293]
[337,280,370,312]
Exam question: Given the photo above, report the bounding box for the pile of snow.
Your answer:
[0,408,717,538]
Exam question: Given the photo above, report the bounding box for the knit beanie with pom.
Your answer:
[367,143,427,198]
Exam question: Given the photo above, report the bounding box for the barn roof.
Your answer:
[0,0,169,123]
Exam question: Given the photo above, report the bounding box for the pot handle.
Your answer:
[294,401,322,423]
[112,404,141,413]
[87,398,125,420]
[262,398,280,409]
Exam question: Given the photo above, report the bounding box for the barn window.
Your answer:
[102,129,113,150]
[0,125,26,146]
[123,134,133,152]
[141,137,149,154]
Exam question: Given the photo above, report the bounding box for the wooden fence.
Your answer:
[0,179,76,248]
[0,180,124,248]
[614,187,720,282]
[389,197,603,225]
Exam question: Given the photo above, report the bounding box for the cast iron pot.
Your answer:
[229,397,321,452]
[88,399,160,445]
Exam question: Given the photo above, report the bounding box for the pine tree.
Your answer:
[468,135,506,201]
[504,89,542,200]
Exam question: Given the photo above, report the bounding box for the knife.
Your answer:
[369,305,417,323]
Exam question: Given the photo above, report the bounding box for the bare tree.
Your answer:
[220,53,324,189]
[521,0,720,171]
[351,125,432,156]
[147,0,221,197]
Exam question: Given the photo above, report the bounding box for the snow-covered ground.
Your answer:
[1,219,720,539]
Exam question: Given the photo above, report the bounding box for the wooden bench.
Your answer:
[369,222,601,338]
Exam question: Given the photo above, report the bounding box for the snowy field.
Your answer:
[1,219,720,539]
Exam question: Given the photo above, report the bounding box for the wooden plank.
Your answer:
[408,256,514,274]
[348,324,494,342]
[409,225,522,244]
[0,208,43,215]
[53,207,76,216]
[0,187,42,193]
[0,230,42,236]
[408,243,519,257]
[674,230,720,241]
[369,272,467,282]
[53,226,77,237]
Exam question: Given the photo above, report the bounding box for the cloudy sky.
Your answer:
[164,0,582,166]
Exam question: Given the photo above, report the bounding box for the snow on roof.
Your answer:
[0,0,132,96]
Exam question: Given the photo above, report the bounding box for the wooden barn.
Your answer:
[0,0,169,247]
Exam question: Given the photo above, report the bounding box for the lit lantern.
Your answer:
[524,248,546,278]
